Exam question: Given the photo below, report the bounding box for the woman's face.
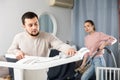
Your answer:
[84,22,94,33]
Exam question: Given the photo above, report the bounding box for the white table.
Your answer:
[0,47,89,80]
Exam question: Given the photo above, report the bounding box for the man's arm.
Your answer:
[48,34,76,56]
[7,35,25,60]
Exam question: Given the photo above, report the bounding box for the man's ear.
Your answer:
[22,24,25,28]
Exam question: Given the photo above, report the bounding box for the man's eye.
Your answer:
[28,24,33,27]
[34,23,38,26]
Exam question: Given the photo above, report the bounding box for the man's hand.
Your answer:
[66,48,76,56]
[16,51,25,60]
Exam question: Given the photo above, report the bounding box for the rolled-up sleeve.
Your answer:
[100,32,117,45]
[48,34,72,53]
[7,35,21,55]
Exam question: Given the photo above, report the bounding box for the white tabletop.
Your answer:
[0,47,89,70]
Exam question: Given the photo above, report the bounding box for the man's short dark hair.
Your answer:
[21,12,38,25]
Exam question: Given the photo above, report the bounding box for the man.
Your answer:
[7,11,76,80]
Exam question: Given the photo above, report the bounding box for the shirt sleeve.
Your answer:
[99,32,117,45]
[7,35,21,55]
[84,37,92,57]
[48,34,72,53]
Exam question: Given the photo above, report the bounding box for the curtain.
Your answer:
[72,0,119,67]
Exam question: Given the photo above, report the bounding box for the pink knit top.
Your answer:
[84,32,116,57]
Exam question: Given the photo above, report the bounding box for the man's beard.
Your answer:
[30,32,39,36]
[27,30,39,36]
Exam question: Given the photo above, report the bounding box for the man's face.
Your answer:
[23,17,39,36]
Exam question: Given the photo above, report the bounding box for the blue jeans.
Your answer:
[81,56,106,80]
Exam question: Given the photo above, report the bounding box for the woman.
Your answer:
[80,20,117,80]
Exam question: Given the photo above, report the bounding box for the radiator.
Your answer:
[96,67,120,80]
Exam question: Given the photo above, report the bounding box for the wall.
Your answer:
[0,0,73,53]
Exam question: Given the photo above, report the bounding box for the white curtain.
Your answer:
[72,0,119,67]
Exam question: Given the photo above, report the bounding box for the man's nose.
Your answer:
[32,25,37,29]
